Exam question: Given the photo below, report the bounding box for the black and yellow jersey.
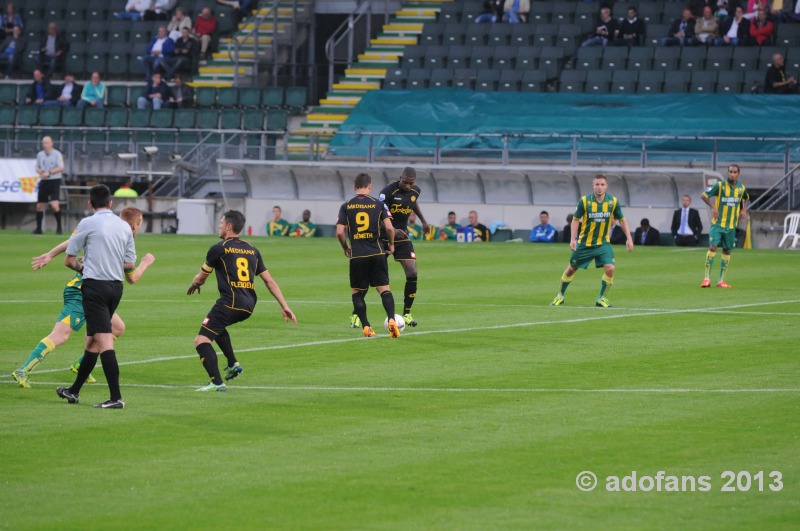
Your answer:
[337,194,392,258]
[378,181,421,238]
[201,237,266,312]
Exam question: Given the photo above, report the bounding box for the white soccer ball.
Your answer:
[384,314,406,332]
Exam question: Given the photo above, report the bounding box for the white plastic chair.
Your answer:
[778,212,800,249]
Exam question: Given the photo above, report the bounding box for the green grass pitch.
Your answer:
[1,230,798,529]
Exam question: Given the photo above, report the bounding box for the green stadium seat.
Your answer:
[261,87,284,109]
[238,88,261,108]
[84,108,105,127]
[150,109,174,128]
[38,106,61,126]
[195,87,216,107]
[0,84,17,105]
[242,110,264,130]
[173,108,196,128]
[107,86,129,107]
[266,110,288,131]
[0,106,15,126]
[65,53,86,78]
[61,107,83,127]
[195,108,218,128]
[85,54,108,77]
[17,106,38,126]
[284,86,307,112]
[217,87,239,108]
[106,108,128,128]
[219,108,242,129]
[128,109,151,128]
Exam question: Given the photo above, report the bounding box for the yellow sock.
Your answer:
[22,337,56,373]
[559,273,575,295]
[719,254,730,282]
[704,251,716,279]
[599,273,614,299]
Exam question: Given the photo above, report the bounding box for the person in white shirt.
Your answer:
[44,72,80,107]
[671,195,703,246]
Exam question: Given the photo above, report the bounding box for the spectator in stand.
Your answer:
[144,0,178,21]
[216,0,255,23]
[141,26,175,80]
[0,3,23,39]
[0,25,25,78]
[164,26,196,79]
[45,72,81,107]
[167,6,192,41]
[23,69,54,106]
[530,211,557,243]
[78,71,106,108]
[764,53,798,93]
[663,7,696,46]
[475,0,502,23]
[634,218,660,246]
[137,72,172,109]
[714,6,749,45]
[502,0,530,23]
[748,7,774,45]
[615,6,646,46]
[694,6,720,45]
[439,211,460,240]
[115,0,152,21]
[194,7,218,63]
[168,73,194,107]
[562,213,577,243]
[38,23,69,78]
[581,7,619,47]
[468,210,490,242]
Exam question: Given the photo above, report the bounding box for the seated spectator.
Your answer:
[0,3,23,40]
[634,218,660,246]
[530,210,557,243]
[468,210,490,242]
[502,0,530,23]
[137,72,172,109]
[690,0,717,18]
[45,73,81,107]
[439,211,460,240]
[764,53,798,93]
[115,0,152,21]
[0,25,25,79]
[23,69,54,106]
[267,205,291,236]
[663,7,696,46]
[78,71,106,108]
[694,6,720,45]
[748,7,774,45]
[289,209,317,237]
[770,0,792,23]
[38,23,69,77]
[167,6,193,41]
[581,7,618,47]
[164,27,196,79]
[475,0,501,23]
[406,212,424,240]
[141,26,175,81]
[194,7,218,63]
[615,6,646,46]
[168,73,194,108]
[114,180,139,197]
[144,0,178,21]
[609,223,627,245]
[216,0,255,24]
[561,213,575,243]
[714,6,749,46]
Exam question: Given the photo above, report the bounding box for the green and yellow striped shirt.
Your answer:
[703,179,749,230]
[574,193,625,247]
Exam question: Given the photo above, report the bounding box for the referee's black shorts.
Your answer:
[349,254,390,290]
[81,279,123,336]
[37,178,61,203]
[198,302,253,339]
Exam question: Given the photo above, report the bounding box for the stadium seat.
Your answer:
[196,108,219,129]
[730,47,759,71]
[242,110,265,130]
[532,23,557,46]
[775,24,800,47]
[576,46,603,70]
[470,46,494,70]
[86,0,107,21]
[86,54,108,77]
[690,70,717,93]
[107,86,129,107]
[653,47,680,70]
[194,87,217,107]
[521,70,547,92]
[556,24,582,47]
[38,106,60,126]
[150,109,174,128]
[493,45,516,69]
[383,68,405,89]
[758,46,785,69]
[636,70,665,93]
[0,84,16,104]
[638,3,663,24]
[488,24,512,46]
[429,68,454,88]
[17,106,38,126]
[465,24,488,46]
[585,70,612,93]
[261,87,284,109]
[559,70,586,93]
[679,47,706,70]
[438,3,461,23]
[475,69,500,91]
[610,70,637,93]
[65,53,86,78]
[424,45,448,69]
[406,68,430,89]
[84,108,105,127]
[662,70,690,92]
[645,24,670,46]
[447,45,471,69]
[705,47,732,71]
[285,87,307,112]
[419,23,443,46]
[453,68,476,89]
[539,47,565,78]
[627,47,654,70]
[108,21,129,43]
[217,87,239,108]
[717,70,744,93]
[529,1,552,24]
[744,70,764,93]
[173,108,196,128]
[128,109,151,128]
[510,24,534,46]
[402,47,425,68]
[106,108,128,128]
[602,47,627,70]
[266,109,288,131]
[498,70,524,91]
[442,23,466,46]
[515,47,537,69]
[551,2,576,23]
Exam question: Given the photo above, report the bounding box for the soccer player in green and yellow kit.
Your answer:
[551,174,633,308]
[700,164,749,288]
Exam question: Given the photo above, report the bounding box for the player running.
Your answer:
[12,207,154,389]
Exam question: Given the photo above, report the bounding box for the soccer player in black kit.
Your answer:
[188,210,296,392]
[337,172,401,338]
[348,166,430,329]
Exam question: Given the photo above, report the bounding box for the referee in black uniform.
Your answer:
[188,210,296,392]
[57,184,137,409]
[337,172,401,338]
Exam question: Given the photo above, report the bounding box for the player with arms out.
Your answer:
[551,174,633,308]
[700,164,749,288]
[188,210,296,392]
[337,172,401,338]
[13,207,154,389]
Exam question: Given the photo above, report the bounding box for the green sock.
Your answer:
[560,273,574,295]
[719,254,730,282]
[20,338,56,373]
[704,251,716,279]
[71,353,84,369]
[598,274,613,299]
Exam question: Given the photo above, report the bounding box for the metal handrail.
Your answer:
[749,162,800,211]
[228,0,281,86]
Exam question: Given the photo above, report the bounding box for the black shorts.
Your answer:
[81,279,123,336]
[198,302,252,339]
[37,178,61,203]
[350,254,389,290]
[386,239,416,261]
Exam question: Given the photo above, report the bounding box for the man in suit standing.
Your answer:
[634,218,660,246]
[671,194,703,246]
